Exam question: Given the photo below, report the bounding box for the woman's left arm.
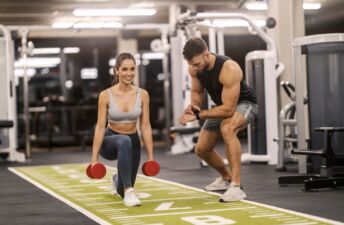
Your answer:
[140,89,154,161]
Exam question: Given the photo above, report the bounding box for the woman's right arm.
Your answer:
[91,90,108,164]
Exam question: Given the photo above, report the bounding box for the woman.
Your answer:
[91,52,154,207]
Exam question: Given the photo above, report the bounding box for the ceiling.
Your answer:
[0,0,243,25]
[0,0,343,37]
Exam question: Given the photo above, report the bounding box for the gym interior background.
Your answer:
[0,0,344,224]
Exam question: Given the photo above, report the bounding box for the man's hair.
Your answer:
[183,37,208,61]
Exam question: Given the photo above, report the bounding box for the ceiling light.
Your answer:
[130,3,155,8]
[212,19,266,27]
[109,68,115,75]
[14,68,36,77]
[303,3,321,10]
[0,12,58,18]
[142,52,164,60]
[65,80,74,89]
[32,47,80,55]
[102,21,123,28]
[245,2,267,10]
[245,2,321,11]
[73,21,123,29]
[33,48,61,55]
[52,22,73,29]
[63,47,80,54]
[108,58,116,67]
[15,57,61,68]
[73,22,101,28]
[73,8,156,16]
[75,0,109,2]
[81,68,98,79]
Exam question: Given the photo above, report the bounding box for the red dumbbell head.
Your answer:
[91,163,107,179]
[91,163,106,179]
[142,161,160,176]
[86,164,94,179]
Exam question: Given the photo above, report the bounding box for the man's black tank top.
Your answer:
[196,54,257,105]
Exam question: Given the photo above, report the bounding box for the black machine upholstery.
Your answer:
[0,120,13,145]
[279,127,344,191]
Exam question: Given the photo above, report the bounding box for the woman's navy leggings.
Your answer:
[100,128,141,197]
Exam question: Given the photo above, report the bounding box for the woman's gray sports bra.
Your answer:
[107,87,142,124]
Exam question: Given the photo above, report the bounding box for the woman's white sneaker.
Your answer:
[123,188,141,207]
[204,177,231,191]
[110,173,117,196]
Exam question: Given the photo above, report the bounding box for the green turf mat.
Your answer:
[9,164,343,225]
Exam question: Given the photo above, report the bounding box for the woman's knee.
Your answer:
[116,135,132,149]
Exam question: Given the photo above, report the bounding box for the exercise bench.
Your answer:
[0,120,13,145]
[278,127,344,191]
[169,126,201,154]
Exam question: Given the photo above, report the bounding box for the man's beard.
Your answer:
[199,62,209,73]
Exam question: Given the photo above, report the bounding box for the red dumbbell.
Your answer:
[142,160,160,176]
[86,163,107,179]
[86,164,94,179]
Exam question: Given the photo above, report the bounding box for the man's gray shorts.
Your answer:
[202,101,258,131]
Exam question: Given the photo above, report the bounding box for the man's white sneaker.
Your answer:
[123,188,141,207]
[219,184,247,202]
[110,173,117,196]
[204,177,231,191]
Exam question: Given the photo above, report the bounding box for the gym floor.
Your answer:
[1,141,344,225]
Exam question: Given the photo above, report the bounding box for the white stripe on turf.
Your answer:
[110,206,255,219]
[57,183,111,188]
[250,213,286,218]
[139,174,344,225]
[282,222,318,225]
[86,196,212,206]
[69,191,109,196]
[8,167,112,225]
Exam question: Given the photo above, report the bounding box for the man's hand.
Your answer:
[179,113,197,126]
[184,104,201,115]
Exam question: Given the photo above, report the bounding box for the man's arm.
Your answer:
[199,60,242,119]
[189,66,204,108]
[178,67,204,126]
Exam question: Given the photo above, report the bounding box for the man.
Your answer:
[179,37,258,202]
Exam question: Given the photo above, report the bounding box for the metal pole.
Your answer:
[207,27,217,109]
[58,51,69,133]
[178,12,277,59]
[293,43,307,174]
[19,28,31,159]
[0,25,25,162]
[217,29,225,55]
[208,27,217,53]
[161,29,172,150]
